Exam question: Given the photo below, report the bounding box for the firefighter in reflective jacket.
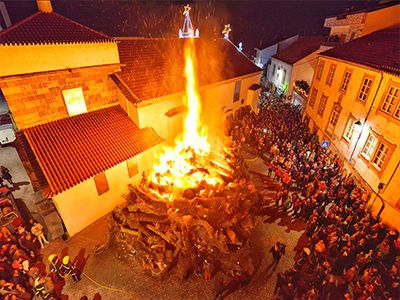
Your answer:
[33,276,52,300]
[59,256,80,282]
[48,254,62,275]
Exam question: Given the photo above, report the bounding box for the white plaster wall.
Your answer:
[289,50,320,95]
[137,94,184,140]
[52,146,159,236]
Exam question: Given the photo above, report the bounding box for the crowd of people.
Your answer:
[0,217,80,299]
[227,93,400,299]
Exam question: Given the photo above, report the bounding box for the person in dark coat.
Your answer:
[0,166,12,184]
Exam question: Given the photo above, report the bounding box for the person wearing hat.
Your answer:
[59,256,80,282]
[47,254,62,280]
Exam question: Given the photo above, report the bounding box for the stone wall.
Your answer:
[0,64,121,129]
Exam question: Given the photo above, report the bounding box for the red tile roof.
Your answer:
[321,26,400,76]
[23,105,162,195]
[117,38,261,102]
[272,36,323,65]
[0,11,112,45]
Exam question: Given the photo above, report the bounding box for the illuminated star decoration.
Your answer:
[222,24,231,39]
[183,4,191,16]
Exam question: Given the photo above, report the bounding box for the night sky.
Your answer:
[3,0,386,55]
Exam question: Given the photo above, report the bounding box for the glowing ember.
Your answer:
[149,40,229,198]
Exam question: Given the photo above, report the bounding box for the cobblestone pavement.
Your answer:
[41,153,306,300]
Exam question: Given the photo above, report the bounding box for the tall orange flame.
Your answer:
[149,40,226,199]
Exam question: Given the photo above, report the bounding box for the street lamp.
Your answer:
[354,120,362,133]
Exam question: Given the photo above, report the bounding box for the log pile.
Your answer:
[109,149,263,280]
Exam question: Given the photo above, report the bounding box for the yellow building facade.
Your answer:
[304,27,400,229]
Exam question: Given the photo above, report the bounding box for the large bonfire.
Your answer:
[109,40,261,279]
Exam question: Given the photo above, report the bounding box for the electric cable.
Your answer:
[73,266,137,298]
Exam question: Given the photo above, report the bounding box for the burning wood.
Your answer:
[107,40,261,281]
[109,151,261,279]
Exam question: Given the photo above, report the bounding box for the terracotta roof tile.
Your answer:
[0,11,112,45]
[23,105,161,195]
[321,26,400,76]
[117,38,261,102]
[272,36,323,65]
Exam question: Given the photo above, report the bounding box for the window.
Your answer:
[360,132,394,173]
[326,103,341,134]
[372,142,390,170]
[357,76,373,102]
[317,94,328,116]
[308,88,317,108]
[361,133,378,160]
[62,87,87,116]
[94,173,109,195]
[380,85,399,115]
[127,158,138,178]
[316,61,325,80]
[343,117,356,142]
[340,69,352,92]
[325,64,336,86]
[272,64,276,77]
[233,81,241,102]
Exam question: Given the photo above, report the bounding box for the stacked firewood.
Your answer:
[109,151,262,279]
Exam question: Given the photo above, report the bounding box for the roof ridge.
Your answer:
[51,12,112,41]
[0,11,42,37]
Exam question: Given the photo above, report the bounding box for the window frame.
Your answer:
[339,68,352,93]
[356,74,374,103]
[233,80,241,102]
[325,64,336,86]
[359,130,395,176]
[342,115,356,144]
[62,87,87,116]
[308,88,317,108]
[377,81,400,122]
[316,60,325,81]
[326,102,341,135]
[317,93,328,117]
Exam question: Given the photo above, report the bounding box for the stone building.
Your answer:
[303,26,400,229]
[0,7,162,236]
[324,1,400,43]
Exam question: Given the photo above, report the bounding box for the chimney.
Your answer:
[36,0,53,13]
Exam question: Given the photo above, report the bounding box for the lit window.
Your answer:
[62,87,87,116]
[94,173,109,196]
[381,86,399,114]
[127,158,138,178]
[357,76,373,102]
[233,81,241,102]
[309,88,317,108]
[371,142,390,170]
[340,70,352,92]
[317,94,328,116]
[316,61,324,80]
[361,133,378,160]
[326,64,336,86]
[343,117,355,142]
